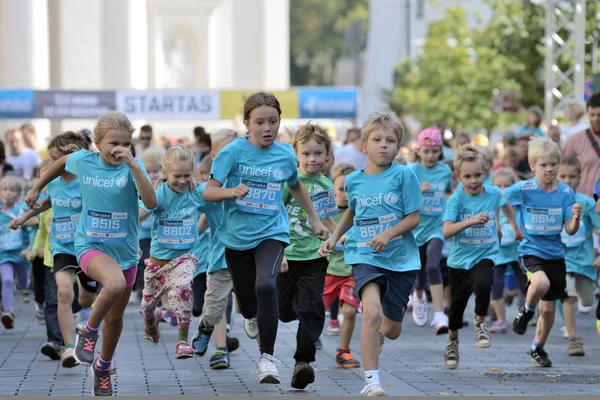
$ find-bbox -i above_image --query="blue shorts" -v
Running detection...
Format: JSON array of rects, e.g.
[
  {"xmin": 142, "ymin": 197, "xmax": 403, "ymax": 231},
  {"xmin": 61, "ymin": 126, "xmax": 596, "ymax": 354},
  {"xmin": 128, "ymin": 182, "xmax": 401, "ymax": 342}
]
[{"xmin": 352, "ymin": 264, "xmax": 416, "ymax": 322}]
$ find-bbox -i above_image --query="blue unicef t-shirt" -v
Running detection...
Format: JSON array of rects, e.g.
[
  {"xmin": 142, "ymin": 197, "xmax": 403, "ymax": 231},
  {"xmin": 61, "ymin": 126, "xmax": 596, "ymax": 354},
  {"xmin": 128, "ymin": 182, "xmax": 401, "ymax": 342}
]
[
  {"xmin": 65, "ymin": 149, "xmax": 150, "ymax": 270},
  {"xmin": 0, "ymin": 203, "xmax": 30, "ymax": 265},
  {"xmin": 408, "ymin": 162, "xmax": 452, "ymax": 246},
  {"xmin": 443, "ymin": 186, "xmax": 506, "ymax": 270},
  {"xmin": 344, "ymin": 163, "xmax": 422, "ymax": 272},
  {"xmin": 46, "ymin": 177, "xmax": 82, "ymax": 257},
  {"xmin": 504, "ymin": 178, "xmax": 575, "ymax": 260},
  {"xmin": 561, "ymin": 193, "xmax": 600, "ymax": 281},
  {"xmin": 210, "ymin": 137, "xmax": 299, "ymax": 250},
  {"xmin": 496, "ymin": 209, "xmax": 519, "ymax": 266},
  {"xmin": 517, "ymin": 125, "xmax": 545, "ymax": 137},
  {"xmin": 196, "ymin": 182, "xmax": 227, "ymax": 274},
  {"xmin": 25, "ymin": 190, "xmax": 45, "ymax": 247},
  {"xmin": 139, "ymin": 199, "xmax": 153, "ymax": 241},
  {"xmin": 149, "ymin": 182, "xmax": 205, "ymax": 261}
]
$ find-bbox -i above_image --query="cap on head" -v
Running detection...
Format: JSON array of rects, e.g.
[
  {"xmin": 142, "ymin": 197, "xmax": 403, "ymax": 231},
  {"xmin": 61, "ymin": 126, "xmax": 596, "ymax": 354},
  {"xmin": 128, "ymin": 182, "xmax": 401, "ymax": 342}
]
[{"xmin": 417, "ymin": 128, "xmax": 442, "ymax": 147}]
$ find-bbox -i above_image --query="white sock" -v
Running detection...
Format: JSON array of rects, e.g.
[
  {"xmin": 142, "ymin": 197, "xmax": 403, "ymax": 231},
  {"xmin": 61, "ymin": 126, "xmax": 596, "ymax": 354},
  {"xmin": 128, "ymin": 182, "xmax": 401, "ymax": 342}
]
[{"xmin": 364, "ymin": 370, "xmax": 380, "ymax": 385}]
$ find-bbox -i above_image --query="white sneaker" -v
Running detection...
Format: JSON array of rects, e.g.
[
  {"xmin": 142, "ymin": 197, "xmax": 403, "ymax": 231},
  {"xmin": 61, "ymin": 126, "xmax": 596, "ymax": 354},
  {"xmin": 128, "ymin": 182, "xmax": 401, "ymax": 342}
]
[
  {"xmin": 258, "ymin": 353, "xmax": 280, "ymax": 384},
  {"xmin": 360, "ymin": 383, "xmax": 389, "ymax": 396},
  {"xmin": 406, "ymin": 294, "xmax": 413, "ymax": 312},
  {"xmin": 411, "ymin": 292, "xmax": 428, "ymax": 327},
  {"xmin": 561, "ymin": 326, "xmax": 569, "ymax": 339},
  {"xmin": 244, "ymin": 317, "xmax": 259, "ymax": 339},
  {"xmin": 430, "ymin": 313, "xmax": 449, "ymax": 335}
]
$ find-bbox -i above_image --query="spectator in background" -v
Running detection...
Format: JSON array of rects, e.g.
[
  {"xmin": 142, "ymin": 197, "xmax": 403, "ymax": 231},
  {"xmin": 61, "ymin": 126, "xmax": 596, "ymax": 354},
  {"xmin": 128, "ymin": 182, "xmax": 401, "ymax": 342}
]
[
  {"xmin": 135, "ymin": 125, "xmax": 165, "ymax": 156},
  {"xmin": 454, "ymin": 132, "xmax": 470, "ymax": 149},
  {"xmin": 20, "ymin": 122, "xmax": 37, "ymax": 150},
  {"xmin": 563, "ymin": 93, "xmax": 600, "ymax": 197},
  {"xmin": 492, "ymin": 146, "xmax": 519, "ymax": 175},
  {"xmin": 4, "ymin": 128, "xmax": 40, "ymax": 179},
  {"xmin": 194, "ymin": 130, "xmax": 212, "ymax": 163},
  {"xmin": 547, "ymin": 124, "xmax": 562, "ymax": 148},
  {"xmin": 515, "ymin": 134, "xmax": 534, "ymax": 180},
  {"xmin": 563, "ymin": 101, "xmax": 588, "ymax": 139},
  {"xmin": 334, "ymin": 127, "xmax": 367, "ymax": 170},
  {"xmin": 434, "ymin": 122, "xmax": 454, "ymax": 160},
  {"xmin": 0, "ymin": 140, "xmax": 15, "ymax": 177},
  {"xmin": 517, "ymin": 106, "xmax": 545, "ymax": 137},
  {"xmin": 276, "ymin": 126, "xmax": 295, "ymax": 145}
]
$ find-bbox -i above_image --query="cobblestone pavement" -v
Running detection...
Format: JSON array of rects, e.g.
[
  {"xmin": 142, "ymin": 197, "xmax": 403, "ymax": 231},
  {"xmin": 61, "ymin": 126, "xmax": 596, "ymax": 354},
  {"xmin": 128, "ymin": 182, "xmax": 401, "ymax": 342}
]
[{"xmin": 1, "ymin": 295, "xmax": 600, "ymax": 396}]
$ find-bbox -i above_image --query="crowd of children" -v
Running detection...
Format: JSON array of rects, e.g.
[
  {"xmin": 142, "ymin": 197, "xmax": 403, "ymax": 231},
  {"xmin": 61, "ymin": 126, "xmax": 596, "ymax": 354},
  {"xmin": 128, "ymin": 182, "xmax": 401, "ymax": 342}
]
[{"xmin": 1, "ymin": 91, "xmax": 600, "ymax": 397}]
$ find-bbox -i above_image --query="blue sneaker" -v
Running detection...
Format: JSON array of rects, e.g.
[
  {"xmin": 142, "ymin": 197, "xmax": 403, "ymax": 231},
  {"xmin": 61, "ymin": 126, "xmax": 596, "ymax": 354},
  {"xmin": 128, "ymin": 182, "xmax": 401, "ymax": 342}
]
[
  {"xmin": 209, "ymin": 348, "xmax": 230, "ymax": 369},
  {"xmin": 191, "ymin": 322, "xmax": 214, "ymax": 356}
]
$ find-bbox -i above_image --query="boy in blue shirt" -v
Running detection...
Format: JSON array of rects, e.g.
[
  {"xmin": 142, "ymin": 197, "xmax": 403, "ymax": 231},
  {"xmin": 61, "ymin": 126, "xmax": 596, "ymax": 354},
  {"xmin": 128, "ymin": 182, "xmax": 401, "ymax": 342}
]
[
  {"xmin": 506, "ymin": 137, "xmax": 581, "ymax": 368},
  {"xmin": 591, "ymin": 176, "xmax": 600, "ymax": 336},
  {"xmin": 319, "ymin": 111, "xmax": 421, "ymax": 397},
  {"xmin": 442, "ymin": 145, "xmax": 522, "ymax": 370}
]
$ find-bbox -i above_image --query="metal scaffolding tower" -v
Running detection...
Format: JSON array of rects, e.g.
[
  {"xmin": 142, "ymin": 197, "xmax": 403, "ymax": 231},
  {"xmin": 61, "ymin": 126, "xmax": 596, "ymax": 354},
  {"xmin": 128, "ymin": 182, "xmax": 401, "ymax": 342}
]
[{"xmin": 543, "ymin": 0, "xmax": 586, "ymax": 126}]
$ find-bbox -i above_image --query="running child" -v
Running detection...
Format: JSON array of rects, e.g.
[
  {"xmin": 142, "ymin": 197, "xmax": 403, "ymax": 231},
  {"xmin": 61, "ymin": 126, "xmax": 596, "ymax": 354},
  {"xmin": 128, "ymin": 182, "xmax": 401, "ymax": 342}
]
[
  {"xmin": 204, "ymin": 93, "xmax": 328, "ymax": 384},
  {"xmin": 442, "ymin": 145, "xmax": 522, "ymax": 370},
  {"xmin": 489, "ymin": 168, "xmax": 528, "ymax": 334},
  {"xmin": 408, "ymin": 128, "xmax": 452, "ymax": 333},
  {"xmin": 12, "ymin": 131, "xmax": 99, "ymax": 368},
  {"xmin": 557, "ymin": 156, "xmax": 600, "ymax": 356},
  {"xmin": 319, "ymin": 111, "xmax": 421, "ymax": 397},
  {"xmin": 1, "ymin": 176, "xmax": 36, "ymax": 329},
  {"xmin": 321, "ymin": 163, "xmax": 361, "ymax": 369},
  {"xmin": 25, "ymin": 111, "xmax": 157, "ymax": 396},
  {"xmin": 278, "ymin": 123, "xmax": 338, "ymax": 389},
  {"xmin": 507, "ymin": 137, "xmax": 581, "ymax": 368}
]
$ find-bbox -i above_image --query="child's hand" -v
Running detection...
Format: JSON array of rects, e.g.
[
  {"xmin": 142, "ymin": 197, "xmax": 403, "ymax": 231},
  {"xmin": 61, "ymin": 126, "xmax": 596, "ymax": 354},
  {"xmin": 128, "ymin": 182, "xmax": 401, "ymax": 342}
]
[
  {"xmin": 469, "ymin": 212, "xmax": 489, "ymax": 226},
  {"xmin": 421, "ymin": 182, "xmax": 432, "ymax": 193},
  {"xmin": 339, "ymin": 234, "xmax": 347, "ymax": 245},
  {"xmin": 9, "ymin": 218, "xmax": 23, "ymax": 230},
  {"xmin": 312, "ymin": 221, "xmax": 329, "ymax": 241},
  {"xmin": 593, "ymin": 256, "xmax": 600, "ymax": 270},
  {"xmin": 231, "ymin": 184, "xmax": 250, "ymax": 199},
  {"xmin": 111, "ymin": 146, "xmax": 136, "ymax": 167},
  {"xmin": 318, "ymin": 238, "xmax": 336, "ymax": 257},
  {"xmin": 370, "ymin": 232, "xmax": 392, "ymax": 252},
  {"xmin": 280, "ymin": 256, "xmax": 289, "ymax": 273},
  {"xmin": 514, "ymin": 227, "xmax": 525, "ymax": 242},
  {"xmin": 572, "ymin": 203, "xmax": 583, "ymax": 220},
  {"xmin": 25, "ymin": 188, "xmax": 41, "ymax": 209}
]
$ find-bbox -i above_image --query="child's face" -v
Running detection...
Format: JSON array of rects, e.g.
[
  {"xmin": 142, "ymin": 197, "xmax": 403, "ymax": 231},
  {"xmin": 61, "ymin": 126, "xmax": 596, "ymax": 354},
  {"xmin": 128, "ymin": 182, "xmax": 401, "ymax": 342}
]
[
  {"xmin": 320, "ymin": 149, "xmax": 334, "ymax": 177},
  {"xmin": 244, "ymin": 106, "xmax": 280, "ymax": 149},
  {"xmin": 144, "ymin": 161, "xmax": 161, "ymax": 184},
  {"xmin": 503, "ymin": 153, "xmax": 519, "ymax": 169},
  {"xmin": 297, "ymin": 138, "xmax": 327, "ymax": 176},
  {"xmin": 557, "ymin": 164, "xmax": 580, "ymax": 191},
  {"xmin": 5, "ymin": 132, "xmax": 23, "ymax": 155},
  {"xmin": 333, "ymin": 176, "xmax": 348, "ymax": 208},
  {"xmin": 363, "ymin": 128, "xmax": 399, "ymax": 167},
  {"xmin": 97, "ymin": 129, "xmax": 133, "ymax": 166},
  {"xmin": 198, "ymin": 170, "xmax": 209, "ymax": 183},
  {"xmin": 530, "ymin": 155, "xmax": 559, "ymax": 186},
  {"xmin": 48, "ymin": 146, "xmax": 65, "ymax": 162},
  {"xmin": 0, "ymin": 183, "xmax": 20, "ymax": 206},
  {"xmin": 457, "ymin": 161, "xmax": 485, "ymax": 195},
  {"xmin": 164, "ymin": 161, "xmax": 193, "ymax": 194},
  {"xmin": 417, "ymin": 146, "xmax": 442, "ymax": 167},
  {"xmin": 517, "ymin": 140, "xmax": 529, "ymax": 160},
  {"xmin": 493, "ymin": 175, "xmax": 514, "ymax": 194}
]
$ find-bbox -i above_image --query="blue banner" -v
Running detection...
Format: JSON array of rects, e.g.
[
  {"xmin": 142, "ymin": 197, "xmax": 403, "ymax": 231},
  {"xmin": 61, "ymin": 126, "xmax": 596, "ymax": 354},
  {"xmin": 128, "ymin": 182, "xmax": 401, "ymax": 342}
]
[
  {"xmin": 0, "ymin": 90, "xmax": 35, "ymax": 119},
  {"xmin": 298, "ymin": 88, "xmax": 358, "ymax": 119}
]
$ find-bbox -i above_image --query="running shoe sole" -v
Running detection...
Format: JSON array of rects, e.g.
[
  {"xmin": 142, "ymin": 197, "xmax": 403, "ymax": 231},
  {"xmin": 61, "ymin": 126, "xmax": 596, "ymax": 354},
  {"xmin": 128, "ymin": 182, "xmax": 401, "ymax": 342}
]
[
  {"xmin": 41, "ymin": 344, "xmax": 61, "ymax": 360},
  {"xmin": 291, "ymin": 364, "xmax": 315, "ymax": 389},
  {"xmin": 1, "ymin": 314, "xmax": 14, "ymax": 329},
  {"xmin": 61, "ymin": 354, "xmax": 78, "ymax": 368}
]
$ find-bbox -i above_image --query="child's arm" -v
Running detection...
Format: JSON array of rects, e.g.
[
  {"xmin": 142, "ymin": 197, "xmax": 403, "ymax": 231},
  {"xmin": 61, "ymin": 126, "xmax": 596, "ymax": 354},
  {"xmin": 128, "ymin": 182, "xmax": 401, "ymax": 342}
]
[
  {"xmin": 500, "ymin": 203, "xmax": 524, "ymax": 241},
  {"xmin": 370, "ymin": 211, "xmax": 420, "ymax": 252},
  {"xmin": 421, "ymin": 182, "xmax": 431, "ymax": 193},
  {"xmin": 139, "ymin": 208, "xmax": 149, "ymax": 222},
  {"xmin": 203, "ymin": 179, "xmax": 250, "ymax": 202},
  {"xmin": 10, "ymin": 200, "xmax": 51, "ymax": 230},
  {"xmin": 318, "ymin": 209, "xmax": 355, "ymax": 256},
  {"xmin": 288, "ymin": 180, "xmax": 328, "ymax": 240},
  {"xmin": 565, "ymin": 203, "xmax": 583, "ymax": 235},
  {"xmin": 198, "ymin": 214, "xmax": 208, "ymax": 234},
  {"xmin": 443, "ymin": 212, "xmax": 488, "ymax": 239},
  {"xmin": 322, "ymin": 216, "xmax": 337, "ymax": 233},
  {"xmin": 25, "ymin": 156, "xmax": 67, "ymax": 208}
]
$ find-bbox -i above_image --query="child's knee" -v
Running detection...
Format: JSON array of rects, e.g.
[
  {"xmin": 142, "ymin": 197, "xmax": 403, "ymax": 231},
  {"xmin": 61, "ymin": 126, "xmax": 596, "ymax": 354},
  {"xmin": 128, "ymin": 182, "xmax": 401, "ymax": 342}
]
[
  {"xmin": 383, "ymin": 324, "xmax": 402, "ymax": 340},
  {"xmin": 362, "ymin": 304, "xmax": 383, "ymax": 327},
  {"xmin": 341, "ymin": 302, "xmax": 357, "ymax": 319}
]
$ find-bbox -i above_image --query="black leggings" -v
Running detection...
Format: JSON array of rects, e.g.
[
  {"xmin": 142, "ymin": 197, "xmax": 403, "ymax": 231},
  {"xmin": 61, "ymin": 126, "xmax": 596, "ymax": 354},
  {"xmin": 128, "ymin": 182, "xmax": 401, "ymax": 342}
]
[
  {"xmin": 448, "ymin": 259, "xmax": 494, "ymax": 331},
  {"xmin": 192, "ymin": 273, "xmax": 207, "ymax": 317},
  {"xmin": 415, "ymin": 239, "xmax": 444, "ymax": 290},
  {"xmin": 225, "ymin": 239, "xmax": 285, "ymax": 356},
  {"xmin": 491, "ymin": 262, "xmax": 527, "ymax": 300}
]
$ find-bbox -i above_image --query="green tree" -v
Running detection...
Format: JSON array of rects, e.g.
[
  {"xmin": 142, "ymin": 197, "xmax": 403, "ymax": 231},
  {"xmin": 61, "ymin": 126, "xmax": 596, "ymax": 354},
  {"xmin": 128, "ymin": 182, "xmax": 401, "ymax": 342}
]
[
  {"xmin": 386, "ymin": 7, "xmax": 523, "ymax": 133},
  {"xmin": 290, "ymin": 0, "xmax": 368, "ymax": 86}
]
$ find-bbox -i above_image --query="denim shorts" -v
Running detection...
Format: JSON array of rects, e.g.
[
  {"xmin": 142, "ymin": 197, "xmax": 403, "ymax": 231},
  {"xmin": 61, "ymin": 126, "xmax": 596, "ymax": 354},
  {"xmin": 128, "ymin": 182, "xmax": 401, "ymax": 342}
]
[{"xmin": 352, "ymin": 264, "xmax": 417, "ymax": 322}]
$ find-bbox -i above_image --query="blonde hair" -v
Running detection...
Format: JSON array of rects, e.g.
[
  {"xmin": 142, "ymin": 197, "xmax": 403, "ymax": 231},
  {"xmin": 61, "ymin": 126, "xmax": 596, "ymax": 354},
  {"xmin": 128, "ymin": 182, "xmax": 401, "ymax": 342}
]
[
  {"xmin": 93, "ymin": 111, "xmax": 135, "ymax": 145},
  {"xmin": 453, "ymin": 144, "xmax": 486, "ymax": 174},
  {"xmin": 199, "ymin": 156, "xmax": 213, "ymax": 176},
  {"xmin": 293, "ymin": 123, "xmax": 332, "ymax": 154},
  {"xmin": 155, "ymin": 146, "xmax": 195, "ymax": 188},
  {"xmin": 394, "ymin": 154, "xmax": 408, "ymax": 165},
  {"xmin": 211, "ymin": 129, "xmax": 238, "ymax": 151},
  {"xmin": 0, "ymin": 176, "xmax": 25, "ymax": 194},
  {"xmin": 139, "ymin": 148, "xmax": 164, "ymax": 170},
  {"xmin": 4, "ymin": 128, "xmax": 22, "ymax": 140},
  {"xmin": 361, "ymin": 111, "xmax": 404, "ymax": 143},
  {"xmin": 476, "ymin": 146, "xmax": 493, "ymax": 169},
  {"xmin": 566, "ymin": 101, "xmax": 585, "ymax": 120},
  {"xmin": 277, "ymin": 126, "xmax": 296, "ymax": 144},
  {"xmin": 492, "ymin": 167, "xmax": 518, "ymax": 186},
  {"xmin": 528, "ymin": 136, "xmax": 561, "ymax": 165},
  {"xmin": 332, "ymin": 163, "xmax": 356, "ymax": 184},
  {"xmin": 47, "ymin": 131, "xmax": 92, "ymax": 155}
]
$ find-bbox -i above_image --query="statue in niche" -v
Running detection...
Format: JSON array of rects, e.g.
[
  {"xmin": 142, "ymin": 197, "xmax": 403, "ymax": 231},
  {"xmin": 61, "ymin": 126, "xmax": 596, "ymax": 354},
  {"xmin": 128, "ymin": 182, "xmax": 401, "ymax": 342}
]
[{"xmin": 164, "ymin": 36, "xmax": 194, "ymax": 88}]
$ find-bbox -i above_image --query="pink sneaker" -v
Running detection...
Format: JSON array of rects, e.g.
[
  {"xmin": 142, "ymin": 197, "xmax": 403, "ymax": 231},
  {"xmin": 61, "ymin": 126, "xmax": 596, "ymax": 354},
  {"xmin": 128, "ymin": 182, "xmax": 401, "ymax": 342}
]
[{"xmin": 490, "ymin": 320, "xmax": 508, "ymax": 334}]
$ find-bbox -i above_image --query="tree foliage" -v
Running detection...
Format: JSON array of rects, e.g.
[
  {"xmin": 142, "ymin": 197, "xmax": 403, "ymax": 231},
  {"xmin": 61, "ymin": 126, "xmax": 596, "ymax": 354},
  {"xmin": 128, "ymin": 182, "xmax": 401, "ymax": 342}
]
[{"xmin": 289, "ymin": 0, "xmax": 368, "ymax": 86}]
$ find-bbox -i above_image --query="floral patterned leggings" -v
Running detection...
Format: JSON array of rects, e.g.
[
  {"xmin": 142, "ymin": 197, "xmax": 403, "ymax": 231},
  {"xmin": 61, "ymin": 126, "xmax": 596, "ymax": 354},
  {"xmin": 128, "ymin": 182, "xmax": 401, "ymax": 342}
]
[{"xmin": 140, "ymin": 253, "xmax": 198, "ymax": 327}]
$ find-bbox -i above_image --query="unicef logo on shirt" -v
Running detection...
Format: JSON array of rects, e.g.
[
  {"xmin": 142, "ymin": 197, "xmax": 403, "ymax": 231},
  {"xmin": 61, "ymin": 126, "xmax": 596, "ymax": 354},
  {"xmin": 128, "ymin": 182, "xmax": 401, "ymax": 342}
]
[
  {"xmin": 272, "ymin": 168, "xmax": 283, "ymax": 180},
  {"xmin": 116, "ymin": 177, "xmax": 128, "ymax": 188},
  {"xmin": 384, "ymin": 192, "xmax": 398, "ymax": 205},
  {"xmin": 71, "ymin": 198, "xmax": 82, "ymax": 209}
]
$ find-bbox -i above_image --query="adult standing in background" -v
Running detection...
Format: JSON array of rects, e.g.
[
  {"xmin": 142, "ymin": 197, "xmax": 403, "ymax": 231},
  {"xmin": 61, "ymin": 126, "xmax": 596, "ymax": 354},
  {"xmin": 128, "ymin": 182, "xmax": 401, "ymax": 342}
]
[
  {"xmin": 563, "ymin": 93, "xmax": 600, "ymax": 197},
  {"xmin": 563, "ymin": 101, "xmax": 588, "ymax": 139},
  {"xmin": 334, "ymin": 127, "xmax": 367, "ymax": 170},
  {"xmin": 516, "ymin": 106, "xmax": 545, "ymax": 137},
  {"xmin": 20, "ymin": 122, "xmax": 37, "ymax": 151},
  {"xmin": 135, "ymin": 125, "xmax": 165, "ymax": 156},
  {"xmin": 4, "ymin": 128, "xmax": 40, "ymax": 180}
]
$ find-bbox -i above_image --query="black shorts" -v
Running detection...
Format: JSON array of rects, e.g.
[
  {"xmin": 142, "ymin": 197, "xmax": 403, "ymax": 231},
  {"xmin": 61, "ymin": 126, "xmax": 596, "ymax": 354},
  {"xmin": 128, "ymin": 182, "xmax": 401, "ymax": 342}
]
[
  {"xmin": 521, "ymin": 255, "xmax": 567, "ymax": 301},
  {"xmin": 53, "ymin": 254, "xmax": 98, "ymax": 294}
]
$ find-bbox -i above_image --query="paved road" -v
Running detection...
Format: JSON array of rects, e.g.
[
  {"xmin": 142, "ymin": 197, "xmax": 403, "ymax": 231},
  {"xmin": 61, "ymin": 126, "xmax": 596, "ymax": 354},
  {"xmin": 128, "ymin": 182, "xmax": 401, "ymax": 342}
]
[{"xmin": 1, "ymin": 295, "xmax": 600, "ymax": 396}]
